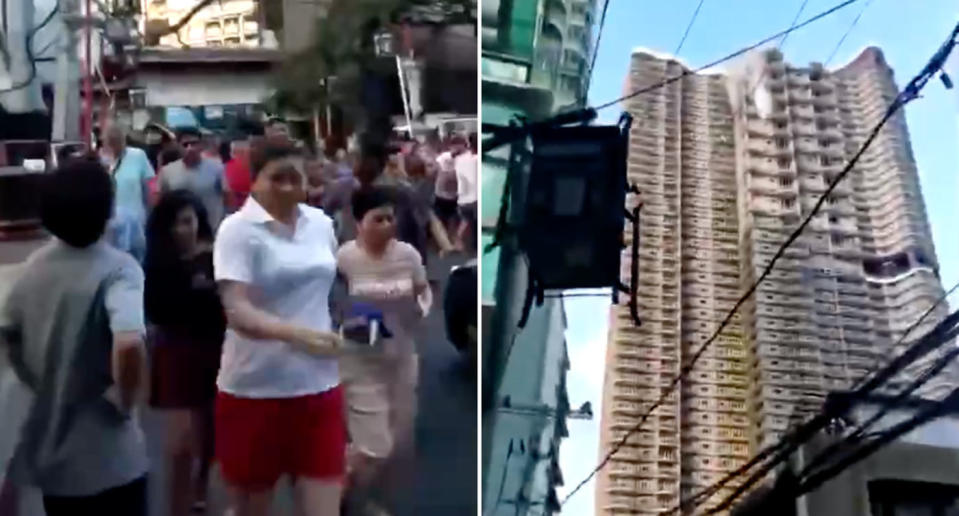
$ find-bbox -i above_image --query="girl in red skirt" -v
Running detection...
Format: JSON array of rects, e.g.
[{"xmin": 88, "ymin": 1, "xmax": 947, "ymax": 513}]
[{"xmin": 145, "ymin": 190, "xmax": 225, "ymax": 515}]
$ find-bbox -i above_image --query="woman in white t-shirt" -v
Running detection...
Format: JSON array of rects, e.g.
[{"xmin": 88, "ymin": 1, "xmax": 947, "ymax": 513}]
[{"xmin": 212, "ymin": 142, "xmax": 345, "ymax": 515}]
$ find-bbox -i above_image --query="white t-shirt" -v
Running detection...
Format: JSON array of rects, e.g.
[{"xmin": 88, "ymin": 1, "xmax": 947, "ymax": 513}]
[
  {"xmin": 213, "ymin": 197, "xmax": 339, "ymax": 398},
  {"xmin": 434, "ymin": 151, "xmax": 458, "ymax": 200},
  {"xmin": 455, "ymin": 152, "xmax": 478, "ymax": 205}
]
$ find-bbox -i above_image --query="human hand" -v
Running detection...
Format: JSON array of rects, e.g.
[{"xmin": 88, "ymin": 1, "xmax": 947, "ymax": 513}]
[{"xmin": 288, "ymin": 327, "xmax": 343, "ymax": 356}]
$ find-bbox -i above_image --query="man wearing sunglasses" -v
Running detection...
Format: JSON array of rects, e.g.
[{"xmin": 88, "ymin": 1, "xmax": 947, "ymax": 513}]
[{"xmin": 159, "ymin": 128, "xmax": 232, "ymax": 230}]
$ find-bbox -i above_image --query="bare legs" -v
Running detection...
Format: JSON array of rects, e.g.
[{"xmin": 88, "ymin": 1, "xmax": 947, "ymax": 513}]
[
  {"xmin": 292, "ymin": 477, "xmax": 343, "ymax": 516},
  {"xmin": 163, "ymin": 405, "xmax": 214, "ymax": 516},
  {"xmin": 226, "ymin": 478, "xmax": 342, "ymax": 516}
]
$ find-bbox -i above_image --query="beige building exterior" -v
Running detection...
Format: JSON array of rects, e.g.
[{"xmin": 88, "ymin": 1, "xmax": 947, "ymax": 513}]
[
  {"xmin": 144, "ymin": 0, "xmax": 260, "ymax": 48},
  {"xmin": 597, "ymin": 47, "xmax": 950, "ymax": 515}
]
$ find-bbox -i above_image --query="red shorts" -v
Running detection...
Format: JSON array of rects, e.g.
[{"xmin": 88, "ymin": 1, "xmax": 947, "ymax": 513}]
[{"xmin": 214, "ymin": 387, "xmax": 347, "ymax": 490}]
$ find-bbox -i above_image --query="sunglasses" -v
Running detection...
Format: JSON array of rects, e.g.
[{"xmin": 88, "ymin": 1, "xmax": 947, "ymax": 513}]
[{"xmin": 182, "ymin": 140, "xmax": 201, "ymax": 148}]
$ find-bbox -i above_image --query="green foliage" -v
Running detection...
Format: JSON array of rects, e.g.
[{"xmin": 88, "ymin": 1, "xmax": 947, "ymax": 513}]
[{"xmin": 268, "ymin": 0, "xmax": 474, "ymax": 116}]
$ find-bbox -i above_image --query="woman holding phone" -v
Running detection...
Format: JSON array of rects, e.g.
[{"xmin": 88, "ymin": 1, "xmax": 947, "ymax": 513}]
[{"xmin": 213, "ymin": 141, "xmax": 346, "ymax": 516}]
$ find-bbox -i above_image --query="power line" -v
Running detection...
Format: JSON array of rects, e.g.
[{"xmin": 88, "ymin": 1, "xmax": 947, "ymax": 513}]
[
  {"xmin": 799, "ymin": 345, "xmax": 959, "ymax": 482},
  {"xmin": 779, "ymin": 0, "xmax": 811, "ymax": 49},
  {"xmin": 583, "ymin": 0, "xmax": 611, "ymax": 98},
  {"xmin": 745, "ymin": 0, "xmax": 810, "ymax": 100},
  {"xmin": 792, "ymin": 387, "xmax": 959, "ymax": 500},
  {"xmin": 483, "ymin": 0, "xmax": 861, "ymax": 154},
  {"xmin": 673, "ymin": 0, "xmax": 705, "ymax": 55},
  {"xmin": 0, "ymin": 1, "xmax": 61, "ymax": 95},
  {"xmin": 670, "ymin": 279, "xmax": 959, "ymax": 514},
  {"xmin": 561, "ymin": 14, "xmax": 958, "ymax": 508},
  {"xmin": 703, "ymin": 309, "xmax": 959, "ymax": 515},
  {"xmin": 592, "ymin": 0, "xmax": 862, "ymax": 111},
  {"xmin": 825, "ymin": 0, "xmax": 874, "ymax": 66}
]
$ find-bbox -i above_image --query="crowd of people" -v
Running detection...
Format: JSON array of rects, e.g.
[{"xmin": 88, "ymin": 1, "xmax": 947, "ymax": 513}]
[{"xmin": 0, "ymin": 117, "xmax": 478, "ymax": 516}]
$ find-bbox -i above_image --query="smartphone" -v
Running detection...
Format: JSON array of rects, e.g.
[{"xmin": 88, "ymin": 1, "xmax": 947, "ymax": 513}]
[{"xmin": 339, "ymin": 302, "xmax": 392, "ymax": 349}]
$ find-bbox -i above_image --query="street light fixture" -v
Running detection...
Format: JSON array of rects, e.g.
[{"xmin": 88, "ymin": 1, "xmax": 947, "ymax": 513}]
[
  {"xmin": 373, "ymin": 28, "xmax": 395, "ymax": 58},
  {"xmin": 372, "ymin": 27, "xmax": 413, "ymax": 138}
]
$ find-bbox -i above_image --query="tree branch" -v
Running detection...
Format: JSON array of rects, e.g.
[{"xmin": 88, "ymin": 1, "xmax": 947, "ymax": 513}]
[{"xmin": 161, "ymin": 0, "xmax": 217, "ymax": 36}]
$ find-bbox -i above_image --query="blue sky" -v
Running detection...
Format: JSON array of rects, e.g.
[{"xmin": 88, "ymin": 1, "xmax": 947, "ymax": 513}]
[{"xmin": 559, "ymin": 1, "xmax": 959, "ymax": 514}]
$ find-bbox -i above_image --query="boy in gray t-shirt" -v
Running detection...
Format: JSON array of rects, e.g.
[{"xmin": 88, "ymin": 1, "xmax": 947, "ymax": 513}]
[{"xmin": 0, "ymin": 160, "xmax": 149, "ymax": 515}]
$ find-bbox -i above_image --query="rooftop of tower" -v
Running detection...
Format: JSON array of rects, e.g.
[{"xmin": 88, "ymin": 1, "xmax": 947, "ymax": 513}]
[{"xmin": 627, "ymin": 45, "xmax": 889, "ymax": 77}]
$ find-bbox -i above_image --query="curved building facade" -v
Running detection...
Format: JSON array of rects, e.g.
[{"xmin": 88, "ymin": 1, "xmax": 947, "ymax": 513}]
[{"xmin": 597, "ymin": 47, "xmax": 951, "ymax": 515}]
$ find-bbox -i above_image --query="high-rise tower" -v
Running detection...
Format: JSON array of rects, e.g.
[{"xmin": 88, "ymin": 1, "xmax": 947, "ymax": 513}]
[{"xmin": 597, "ymin": 47, "xmax": 950, "ymax": 515}]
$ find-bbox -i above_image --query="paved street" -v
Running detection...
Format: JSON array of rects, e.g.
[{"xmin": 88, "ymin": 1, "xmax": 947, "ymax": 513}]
[{"xmin": 1, "ymin": 240, "xmax": 477, "ymax": 515}]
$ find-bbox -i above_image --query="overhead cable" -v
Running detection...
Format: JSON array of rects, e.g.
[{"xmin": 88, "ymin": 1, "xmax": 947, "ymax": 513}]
[
  {"xmin": 671, "ymin": 279, "xmax": 959, "ymax": 514},
  {"xmin": 673, "ymin": 0, "xmax": 705, "ymax": 55},
  {"xmin": 703, "ymin": 309, "xmax": 959, "ymax": 515},
  {"xmin": 484, "ymin": 0, "xmax": 862, "ymax": 153},
  {"xmin": 583, "ymin": 0, "xmax": 611, "ymax": 97},
  {"xmin": 0, "ymin": 1, "xmax": 60, "ymax": 95},
  {"xmin": 825, "ymin": 0, "xmax": 875, "ymax": 66}
]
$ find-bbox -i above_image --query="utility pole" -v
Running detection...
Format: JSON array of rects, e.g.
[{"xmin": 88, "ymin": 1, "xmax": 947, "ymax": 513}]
[
  {"xmin": 52, "ymin": 0, "xmax": 81, "ymax": 142},
  {"xmin": 82, "ymin": 0, "xmax": 93, "ymax": 146}
]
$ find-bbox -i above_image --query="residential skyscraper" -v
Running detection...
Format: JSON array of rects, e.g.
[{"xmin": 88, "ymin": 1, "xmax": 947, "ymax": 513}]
[{"xmin": 597, "ymin": 47, "xmax": 951, "ymax": 515}]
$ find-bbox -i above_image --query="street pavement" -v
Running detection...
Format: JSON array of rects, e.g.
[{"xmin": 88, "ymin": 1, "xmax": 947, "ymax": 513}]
[{"xmin": 1, "ymin": 240, "xmax": 477, "ymax": 516}]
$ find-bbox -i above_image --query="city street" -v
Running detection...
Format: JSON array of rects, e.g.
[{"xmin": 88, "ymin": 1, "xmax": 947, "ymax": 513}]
[{"xmin": 1, "ymin": 240, "xmax": 477, "ymax": 516}]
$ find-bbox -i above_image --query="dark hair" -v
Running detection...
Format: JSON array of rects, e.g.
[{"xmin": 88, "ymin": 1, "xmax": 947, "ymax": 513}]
[
  {"xmin": 351, "ymin": 186, "xmax": 395, "ymax": 222},
  {"xmin": 218, "ymin": 140, "xmax": 231, "ymax": 163},
  {"xmin": 354, "ymin": 143, "xmax": 387, "ymax": 186},
  {"xmin": 176, "ymin": 127, "xmax": 202, "ymax": 141},
  {"xmin": 145, "ymin": 190, "xmax": 213, "ymax": 268},
  {"xmin": 250, "ymin": 141, "xmax": 299, "ymax": 179},
  {"xmin": 40, "ymin": 158, "xmax": 114, "ymax": 248}
]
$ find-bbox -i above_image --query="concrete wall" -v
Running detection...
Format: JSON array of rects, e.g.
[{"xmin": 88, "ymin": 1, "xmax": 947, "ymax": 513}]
[
  {"xmin": 803, "ymin": 440, "xmax": 959, "ymax": 516},
  {"xmin": 137, "ymin": 69, "xmax": 272, "ymax": 106}
]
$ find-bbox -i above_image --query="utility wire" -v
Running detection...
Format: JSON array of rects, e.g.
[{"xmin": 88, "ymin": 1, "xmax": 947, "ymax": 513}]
[
  {"xmin": 779, "ymin": 0, "xmax": 810, "ymax": 49},
  {"xmin": 825, "ymin": 0, "xmax": 874, "ymax": 66},
  {"xmin": 673, "ymin": 0, "xmax": 705, "ymax": 55},
  {"xmin": 484, "ymin": 0, "xmax": 861, "ymax": 153},
  {"xmin": 793, "ymin": 386, "xmax": 959, "ymax": 499},
  {"xmin": 583, "ymin": 0, "xmax": 611, "ymax": 98},
  {"xmin": 799, "ymin": 344, "xmax": 959, "ymax": 481},
  {"xmin": 670, "ymin": 279, "xmax": 959, "ymax": 514},
  {"xmin": 561, "ymin": 14, "xmax": 958, "ymax": 508},
  {"xmin": 697, "ymin": 21, "xmax": 959, "ymax": 510},
  {"xmin": 162, "ymin": 0, "xmax": 217, "ymax": 37},
  {"xmin": 0, "ymin": 1, "xmax": 61, "ymax": 94},
  {"xmin": 592, "ymin": 0, "xmax": 861, "ymax": 111},
  {"xmin": 745, "ymin": 0, "xmax": 809, "ymax": 101},
  {"xmin": 704, "ymin": 309, "xmax": 959, "ymax": 515},
  {"xmin": 850, "ymin": 279, "xmax": 959, "ymax": 391}
]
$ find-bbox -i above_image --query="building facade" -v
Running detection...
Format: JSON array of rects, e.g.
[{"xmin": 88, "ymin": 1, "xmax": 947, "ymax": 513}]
[
  {"xmin": 482, "ymin": 1, "xmax": 595, "ymax": 515},
  {"xmin": 597, "ymin": 47, "xmax": 950, "ymax": 515},
  {"xmin": 145, "ymin": 0, "xmax": 260, "ymax": 48}
]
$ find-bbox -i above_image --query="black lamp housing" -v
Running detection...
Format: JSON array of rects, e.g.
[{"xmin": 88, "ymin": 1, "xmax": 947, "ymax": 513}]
[{"xmin": 517, "ymin": 119, "xmax": 631, "ymax": 291}]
